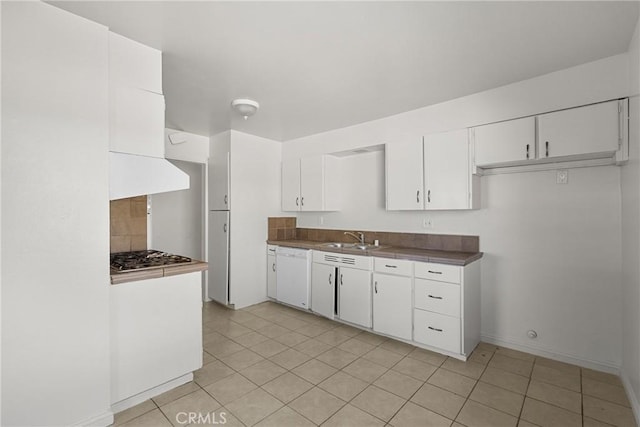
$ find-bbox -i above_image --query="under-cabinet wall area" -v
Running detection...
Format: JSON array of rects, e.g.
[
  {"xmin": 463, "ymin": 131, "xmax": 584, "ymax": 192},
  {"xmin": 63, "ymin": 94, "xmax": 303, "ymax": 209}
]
[{"xmin": 281, "ymin": 53, "xmax": 632, "ymax": 372}]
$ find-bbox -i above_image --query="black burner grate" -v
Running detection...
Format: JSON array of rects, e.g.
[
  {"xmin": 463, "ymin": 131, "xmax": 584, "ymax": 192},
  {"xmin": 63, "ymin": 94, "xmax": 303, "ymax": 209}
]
[{"xmin": 110, "ymin": 249, "xmax": 192, "ymax": 271}]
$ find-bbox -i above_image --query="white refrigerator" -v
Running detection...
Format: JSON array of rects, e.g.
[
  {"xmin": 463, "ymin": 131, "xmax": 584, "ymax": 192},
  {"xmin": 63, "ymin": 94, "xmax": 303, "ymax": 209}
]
[{"xmin": 208, "ymin": 210, "xmax": 229, "ymax": 305}]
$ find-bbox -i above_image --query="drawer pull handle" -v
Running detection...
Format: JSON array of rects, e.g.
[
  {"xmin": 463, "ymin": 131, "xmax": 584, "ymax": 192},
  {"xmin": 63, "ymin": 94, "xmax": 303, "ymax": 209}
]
[
  {"xmin": 296, "ymin": 197, "xmax": 299, "ymax": 206},
  {"xmin": 272, "ymin": 263, "xmax": 276, "ymax": 272},
  {"xmin": 328, "ymin": 273, "xmax": 332, "ymax": 284},
  {"xmin": 428, "ymin": 270, "xmax": 442, "ymax": 274},
  {"xmin": 374, "ymin": 281, "xmax": 378, "ymax": 294},
  {"xmin": 428, "ymin": 294, "xmax": 443, "ymax": 300},
  {"xmin": 428, "ymin": 326, "xmax": 443, "ymax": 332},
  {"xmin": 340, "ymin": 274, "xmax": 343, "ymax": 286},
  {"xmin": 385, "ymin": 264, "xmax": 397, "ymax": 268}
]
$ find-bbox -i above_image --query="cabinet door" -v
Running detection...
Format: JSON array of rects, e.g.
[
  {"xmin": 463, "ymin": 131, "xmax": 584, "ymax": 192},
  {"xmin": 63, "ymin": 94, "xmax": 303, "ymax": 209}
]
[
  {"xmin": 300, "ymin": 156, "xmax": 324, "ymax": 211},
  {"xmin": 373, "ymin": 273, "xmax": 412, "ymax": 340},
  {"xmin": 209, "ymin": 151, "xmax": 230, "ymax": 210},
  {"xmin": 282, "ymin": 159, "xmax": 301, "ymax": 211},
  {"xmin": 110, "ymin": 87, "xmax": 165, "ymax": 158},
  {"xmin": 267, "ymin": 254, "xmax": 277, "ymax": 299},
  {"xmin": 386, "ymin": 140, "xmax": 424, "ymax": 210},
  {"xmin": 338, "ymin": 267, "xmax": 372, "ymax": 328},
  {"xmin": 311, "ymin": 263, "xmax": 335, "ymax": 319},
  {"xmin": 474, "ymin": 116, "xmax": 536, "ymax": 167},
  {"xmin": 208, "ymin": 211, "xmax": 229, "ymax": 305},
  {"xmin": 538, "ymin": 100, "xmax": 621, "ymax": 159},
  {"xmin": 424, "ymin": 129, "xmax": 470, "ymax": 210}
]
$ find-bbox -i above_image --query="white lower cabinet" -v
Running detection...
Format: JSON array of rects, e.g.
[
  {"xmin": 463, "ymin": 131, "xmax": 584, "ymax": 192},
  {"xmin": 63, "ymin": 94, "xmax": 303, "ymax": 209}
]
[
  {"xmin": 414, "ymin": 279, "xmax": 460, "ymax": 317},
  {"xmin": 413, "ymin": 310, "xmax": 461, "ymax": 354},
  {"xmin": 311, "ymin": 262, "xmax": 335, "ymax": 319},
  {"xmin": 372, "ymin": 257, "xmax": 413, "ymax": 340},
  {"xmin": 338, "ymin": 267, "xmax": 372, "ymax": 328},
  {"xmin": 267, "ymin": 246, "xmax": 277, "ymax": 299},
  {"xmin": 373, "ymin": 272, "xmax": 413, "ymax": 340},
  {"xmin": 282, "ymin": 247, "xmax": 482, "ymax": 360},
  {"xmin": 413, "ymin": 260, "xmax": 481, "ymax": 358},
  {"xmin": 111, "ymin": 272, "xmax": 202, "ymax": 405},
  {"xmin": 311, "ymin": 251, "xmax": 372, "ymax": 325}
]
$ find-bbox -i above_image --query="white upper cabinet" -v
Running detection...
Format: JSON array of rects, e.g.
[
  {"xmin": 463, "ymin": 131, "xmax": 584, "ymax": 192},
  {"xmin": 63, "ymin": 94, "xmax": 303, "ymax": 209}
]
[
  {"xmin": 282, "ymin": 159, "xmax": 301, "ymax": 211},
  {"xmin": 386, "ymin": 133, "xmax": 477, "ymax": 211},
  {"xmin": 537, "ymin": 100, "xmax": 622, "ymax": 159},
  {"xmin": 108, "ymin": 32, "xmax": 165, "ymax": 158},
  {"xmin": 424, "ymin": 129, "xmax": 476, "ymax": 210},
  {"xmin": 300, "ymin": 156, "xmax": 324, "ymax": 211},
  {"xmin": 110, "ymin": 87, "xmax": 165, "ymax": 158},
  {"xmin": 209, "ymin": 132, "xmax": 231, "ymax": 211},
  {"xmin": 473, "ymin": 99, "xmax": 628, "ymax": 170},
  {"xmin": 385, "ymin": 140, "xmax": 424, "ymax": 210},
  {"xmin": 473, "ymin": 116, "xmax": 536, "ymax": 167},
  {"xmin": 281, "ymin": 155, "xmax": 341, "ymax": 212},
  {"xmin": 108, "ymin": 32, "xmax": 162, "ymax": 94}
]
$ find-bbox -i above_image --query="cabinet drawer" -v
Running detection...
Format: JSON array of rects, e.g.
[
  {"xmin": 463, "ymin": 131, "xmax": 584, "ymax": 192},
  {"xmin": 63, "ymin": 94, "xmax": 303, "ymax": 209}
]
[
  {"xmin": 414, "ymin": 279, "xmax": 460, "ymax": 317},
  {"xmin": 374, "ymin": 257, "xmax": 413, "ymax": 276},
  {"xmin": 414, "ymin": 309, "xmax": 460, "ymax": 354},
  {"xmin": 414, "ymin": 262, "xmax": 460, "ymax": 284}
]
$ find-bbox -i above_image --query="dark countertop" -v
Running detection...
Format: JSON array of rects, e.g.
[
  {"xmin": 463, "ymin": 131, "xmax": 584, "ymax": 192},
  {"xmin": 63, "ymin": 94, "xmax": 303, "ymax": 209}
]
[
  {"xmin": 110, "ymin": 260, "xmax": 208, "ymax": 285},
  {"xmin": 267, "ymin": 240, "xmax": 482, "ymax": 266}
]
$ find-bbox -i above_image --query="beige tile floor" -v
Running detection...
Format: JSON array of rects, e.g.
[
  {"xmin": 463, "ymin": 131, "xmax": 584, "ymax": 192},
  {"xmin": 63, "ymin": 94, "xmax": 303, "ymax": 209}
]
[{"xmin": 114, "ymin": 301, "xmax": 637, "ymax": 427}]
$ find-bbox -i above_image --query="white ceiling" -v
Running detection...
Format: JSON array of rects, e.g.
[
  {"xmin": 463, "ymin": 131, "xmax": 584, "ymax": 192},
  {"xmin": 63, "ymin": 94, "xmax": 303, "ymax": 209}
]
[{"xmin": 50, "ymin": 1, "xmax": 639, "ymax": 142}]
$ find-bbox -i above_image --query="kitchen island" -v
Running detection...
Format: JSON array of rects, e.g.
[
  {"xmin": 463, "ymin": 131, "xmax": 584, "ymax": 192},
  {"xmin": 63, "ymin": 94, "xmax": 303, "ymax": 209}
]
[{"xmin": 110, "ymin": 254, "xmax": 208, "ymax": 412}]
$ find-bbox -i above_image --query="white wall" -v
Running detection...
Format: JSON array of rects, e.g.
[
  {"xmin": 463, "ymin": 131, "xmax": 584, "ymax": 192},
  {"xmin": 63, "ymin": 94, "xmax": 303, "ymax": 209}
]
[
  {"xmin": 621, "ymin": 16, "xmax": 640, "ymax": 420},
  {"xmin": 2, "ymin": 2, "xmax": 112, "ymax": 426},
  {"xmin": 150, "ymin": 160, "xmax": 205, "ymax": 260},
  {"xmin": 229, "ymin": 131, "xmax": 282, "ymax": 309},
  {"xmin": 283, "ymin": 54, "xmax": 630, "ymax": 370}
]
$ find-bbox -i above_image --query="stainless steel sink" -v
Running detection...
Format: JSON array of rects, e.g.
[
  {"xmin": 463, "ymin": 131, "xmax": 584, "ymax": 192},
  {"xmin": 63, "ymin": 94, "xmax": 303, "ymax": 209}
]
[
  {"xmin": 321, "ymin": 242, "xmax": 383, "ymax": 251},
  {"xmin": 321, "ymin": 242, "xmax": 354, "ymax": 248},
  {"xmin": 351, "ymin": 244, "xmax": 382, "ymax": 251}
]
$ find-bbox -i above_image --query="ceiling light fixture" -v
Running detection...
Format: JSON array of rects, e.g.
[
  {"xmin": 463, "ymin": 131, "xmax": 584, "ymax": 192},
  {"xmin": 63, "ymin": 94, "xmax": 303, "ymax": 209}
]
[{"xmin": 231, "ymin": 98, "xmax": 259, "ymax": 120}]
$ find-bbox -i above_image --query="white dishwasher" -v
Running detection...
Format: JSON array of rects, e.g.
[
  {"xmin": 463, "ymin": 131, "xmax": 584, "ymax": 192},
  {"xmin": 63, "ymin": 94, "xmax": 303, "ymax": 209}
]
[{"xmin": 276, "ymin": 247, "xmax": 311, "ymax": 310}]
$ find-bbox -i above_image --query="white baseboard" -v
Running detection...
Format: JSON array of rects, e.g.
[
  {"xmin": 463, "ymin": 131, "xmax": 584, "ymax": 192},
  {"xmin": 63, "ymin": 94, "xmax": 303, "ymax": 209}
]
[
  {"xmin": 480, "ymin": 333, "xmax": 620, "ymax": 374},
  {"xmin": 621, "ymin": 372, "xmax": 640, "ymax": 426},
  {"xmin": 72, "ymin": 410, "xmax": 114, "ymax": 427},
  {"xmin": 111, "ymin": 373, "xmax": 193, "ymax": 414}
]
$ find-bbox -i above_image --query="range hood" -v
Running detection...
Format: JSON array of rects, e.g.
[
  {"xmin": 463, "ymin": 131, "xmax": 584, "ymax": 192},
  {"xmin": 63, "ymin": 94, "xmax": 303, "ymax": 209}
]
[{"xmin": 109, "ymin": 152, "xmax": 190, "ymax": 200}]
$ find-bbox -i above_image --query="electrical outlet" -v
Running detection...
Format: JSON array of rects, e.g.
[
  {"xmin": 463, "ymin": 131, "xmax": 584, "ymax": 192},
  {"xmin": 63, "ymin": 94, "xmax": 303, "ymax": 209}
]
[
  {"xmin": 423, "ymin": 217, "xmax": 434, "ymax": 229},
  {"xmin": 319, "ymin": 216, "xmax": 324, "ymax": 225},
  {"xmin": 556, "ymin": 170, "xmax": 568, "ymax": 184}
]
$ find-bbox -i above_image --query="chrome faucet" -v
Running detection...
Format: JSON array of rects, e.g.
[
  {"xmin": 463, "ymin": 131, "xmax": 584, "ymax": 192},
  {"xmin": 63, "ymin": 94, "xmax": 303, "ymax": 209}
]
[{"xmin": 344, "ymin": 231, "xmax": 365, "ymax": 245}]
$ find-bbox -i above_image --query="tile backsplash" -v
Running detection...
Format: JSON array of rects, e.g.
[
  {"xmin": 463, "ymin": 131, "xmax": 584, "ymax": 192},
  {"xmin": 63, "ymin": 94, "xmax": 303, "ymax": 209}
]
[
  {"xmin": 110, "ymin": 196, "xmax": 147, "ymax": 253},
  {"xmin": 268, "ymin": 217, "xmax": 297, "ymax": 241}
]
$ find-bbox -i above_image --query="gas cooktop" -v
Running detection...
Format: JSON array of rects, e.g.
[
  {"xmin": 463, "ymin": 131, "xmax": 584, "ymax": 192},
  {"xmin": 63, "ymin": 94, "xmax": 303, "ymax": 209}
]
[{"xmin": 110, "ymin": 249, "xmax": 193, "ymax": 272}]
